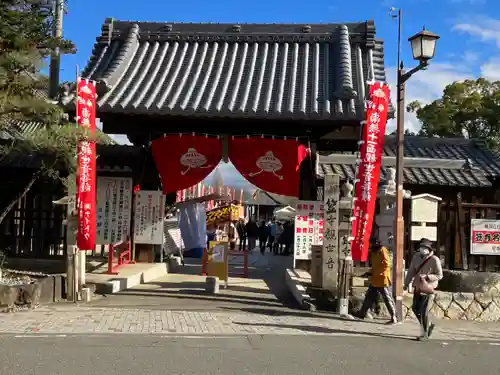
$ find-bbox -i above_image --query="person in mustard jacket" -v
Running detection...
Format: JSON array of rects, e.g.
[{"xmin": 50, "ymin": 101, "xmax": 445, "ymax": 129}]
[{"xmin": 353, "ymin": 237, "xmax": 399, "ymax": 324}]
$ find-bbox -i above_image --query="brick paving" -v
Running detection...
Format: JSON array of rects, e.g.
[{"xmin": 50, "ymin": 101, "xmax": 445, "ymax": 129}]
[{"xmin": 1, "ymin": 305, "xmax": 500, "ymax": 341}]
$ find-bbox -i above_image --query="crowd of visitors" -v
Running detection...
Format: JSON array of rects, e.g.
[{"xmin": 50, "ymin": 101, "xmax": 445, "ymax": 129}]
[{"xmin": 235, "ymin": 217, "xmax": 293, "ymax": 255}]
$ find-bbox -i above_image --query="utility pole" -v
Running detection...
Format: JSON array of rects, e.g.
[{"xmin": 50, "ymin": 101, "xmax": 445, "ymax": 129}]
[{"xmin": 49, "ymin": 0, "xmax": 64, "ymax": 99}]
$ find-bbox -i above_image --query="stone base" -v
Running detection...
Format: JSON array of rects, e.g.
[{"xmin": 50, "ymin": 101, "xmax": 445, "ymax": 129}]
[
  {"xmin": 0, "ymin": 273, "xmax": 63, "ymax": 312},
  {"xmin": 351, "ymin": 290, "xmax": 500, "ymax": 322},
  {"xmin": 0, "ymin": 282, "xmax": 42, "ymax": 312}
]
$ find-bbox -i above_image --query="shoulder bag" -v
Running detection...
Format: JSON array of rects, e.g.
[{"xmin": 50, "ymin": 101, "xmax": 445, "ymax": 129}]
[{"xmin": 413, "ymin": 255, "xmax": 435, "ymax": 294}]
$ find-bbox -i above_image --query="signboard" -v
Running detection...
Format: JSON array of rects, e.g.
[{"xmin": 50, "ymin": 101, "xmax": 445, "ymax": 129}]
[
  {"xmin": 207, "ymin": 241, "xmax": 229, "ymax": 284},
  {"xmin": 206, "ymin": 204, "xmax": 243, "ymax": 227},
  {"xmin": 470, "ymin": 219, "xmax": 500, "ymax": 255},
  {"xmin": 293, "ymin": 200, "xmax": 324, "ymax": 261},
  {"xmin": 133, "ymin": 190, "xmax": 166, "ymax": 245},
  {"xmin": 96, "ymin": 177, "xmax": 133, "ymax": 245}
]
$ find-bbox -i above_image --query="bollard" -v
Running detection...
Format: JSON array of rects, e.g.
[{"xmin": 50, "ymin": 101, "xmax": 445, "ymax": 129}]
[
  {"xmin": 81, "ymin": 287, "xmax": 92, "ymax": 303},
  {"xmin": 205, "ymin": 276, "xmax": 220, "ymax": 294}
]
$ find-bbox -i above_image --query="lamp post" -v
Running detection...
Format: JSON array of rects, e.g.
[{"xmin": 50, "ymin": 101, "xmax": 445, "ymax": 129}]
[{"xmin": 390, "ymin": 8, "xmax": 440, "ymax": 319}]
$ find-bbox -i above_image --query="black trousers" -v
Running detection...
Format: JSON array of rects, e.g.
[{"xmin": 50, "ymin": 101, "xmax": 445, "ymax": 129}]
[
  {"xmin": 359, "ymin": 285, "xmax": 397, "ymax": 319},
  {"xmin": 412, "ymin": 293, "xmax": 433, "ymax": 332},
  {"xmin": 267, "ymin": 235, "xmax": 275, "ymax": 248},
  {"xmin": 238, "ymin": 236, "xmax": 247, "ymax": 251},
  {"xmin": 259, "ymin": 236, "xmax": 268, "ymax": 252}
]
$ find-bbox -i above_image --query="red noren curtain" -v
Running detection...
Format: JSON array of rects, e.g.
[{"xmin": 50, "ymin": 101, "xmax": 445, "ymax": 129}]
[
  {"xmin": 228, "ymin": 137, "xmax": 308, "ymax": 197},
  {"xmin": 152, "ymin": 135, "xmax": 223, "ymax": 194}
]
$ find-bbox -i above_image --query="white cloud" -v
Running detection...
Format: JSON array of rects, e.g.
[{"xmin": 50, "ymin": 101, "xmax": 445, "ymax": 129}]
[
  {"xmin": 480, "ymin": 58, "xmax": 500, "ymax": 80},
  {"xmin": 454, "ymin": 16, "xmax": 500, "ymax": 47}
]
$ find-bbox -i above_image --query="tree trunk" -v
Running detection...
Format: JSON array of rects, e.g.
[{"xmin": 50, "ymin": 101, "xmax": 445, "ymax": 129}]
[{"xmin": 0, "ymin": 174, "xmax": 39, "ymax": 225}]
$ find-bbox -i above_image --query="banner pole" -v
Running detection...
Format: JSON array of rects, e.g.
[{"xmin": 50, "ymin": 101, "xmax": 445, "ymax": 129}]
[{"xmin": 73, "ymin": 65, "xmax": 80, "ymax": 302}]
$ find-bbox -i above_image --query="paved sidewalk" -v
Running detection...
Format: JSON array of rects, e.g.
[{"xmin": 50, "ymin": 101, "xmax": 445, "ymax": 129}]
[{"xmin": 1, "ymin": 305, "xmax": 500, "ymax": 341}]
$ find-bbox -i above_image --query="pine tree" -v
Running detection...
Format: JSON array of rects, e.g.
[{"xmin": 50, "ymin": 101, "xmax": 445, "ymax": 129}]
[{"xmin": 0, "ymin": 1, "xmax": 108, "ymax": 224}]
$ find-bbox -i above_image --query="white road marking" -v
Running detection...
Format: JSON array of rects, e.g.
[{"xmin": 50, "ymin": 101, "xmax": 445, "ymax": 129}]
[
  {"xmin": 14, "ymin": 335, "xmax": 67, "ymax": 338},
  {"xmin": 159, "ymin": 335, "xmax": 243, "ymax": 339}
]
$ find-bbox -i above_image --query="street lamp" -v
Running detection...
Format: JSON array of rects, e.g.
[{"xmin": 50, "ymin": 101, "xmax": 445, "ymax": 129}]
[
  {"xmin": 391, "ymin": 8, "xmax": 439, "ymax": 320},
  {"xmin": 408, "ymin": 29, "xmax": 440, "ymax": 64}
]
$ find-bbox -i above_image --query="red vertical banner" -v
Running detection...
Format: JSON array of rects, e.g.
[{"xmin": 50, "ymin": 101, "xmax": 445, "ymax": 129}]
[
  {"xmin": 350, "ymin": 82, "xmax": 390, "ymax": 261},
  {"xmin": 76, "ymin": 78, "xmax": 97, "ymax": 250}
]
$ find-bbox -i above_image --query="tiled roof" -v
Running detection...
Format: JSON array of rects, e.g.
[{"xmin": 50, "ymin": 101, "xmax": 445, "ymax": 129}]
[
  {"xmin": 0, "ymin": 120, "xmax": 45, "ymax": 140},
  {"xmin": 81, "ymin": 19, "xmax": 390, "ymax": 121},
  {"xmin": 316, "ymin": 136, "xmax": 500, "ymax": 188},
  {"xmin": 382, "ymin": 136, "xmax": 500, "ymax": 177}
]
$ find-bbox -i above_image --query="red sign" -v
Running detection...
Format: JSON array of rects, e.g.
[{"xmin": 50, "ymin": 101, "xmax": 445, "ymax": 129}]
[
  {"xmin": 229, "ymin": 137, "xmax": 308, "ymax": 197},
  {"xmin": 152, "ymin": 135, "xmax": 223, "ymax": 194},
  {"xmin": 472, "ymin": 231, "xmax": 500, "ymax": 244},
  {"xmin": 350, "ymin": 82, "xmax": 390, "ymax": 261},
  {"xmin": 76, "ymin": 78, "xmax": 97, "ymax": 251}
]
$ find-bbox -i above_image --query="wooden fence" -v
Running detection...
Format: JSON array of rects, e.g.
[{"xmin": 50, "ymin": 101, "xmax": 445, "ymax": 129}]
[{"xmin": 0, "ymin": 179, "xmax": 66, "ymax": 259}]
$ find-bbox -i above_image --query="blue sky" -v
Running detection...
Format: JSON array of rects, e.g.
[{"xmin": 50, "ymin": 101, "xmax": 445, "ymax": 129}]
[{"xmin": 60, "ymin": 0, "xmax": 500, "ymax": 187}]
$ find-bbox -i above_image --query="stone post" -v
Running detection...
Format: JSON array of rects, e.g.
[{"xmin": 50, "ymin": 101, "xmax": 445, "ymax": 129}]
[{"xmin": 338, "ymin": 181, "xmax": 354, "ymax": 316}]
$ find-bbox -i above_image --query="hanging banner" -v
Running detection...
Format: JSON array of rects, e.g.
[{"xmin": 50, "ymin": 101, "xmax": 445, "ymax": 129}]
[
  {"xmin": 133, "ymin": 190, "xmax": 166, "ymax": 244},
  {"xmin": 152, "ymin": 135, "xmax": 222, "ymax": 194},
  {"xmin": 76, "ymin": 78, "xmax": 97, "ymax": 251},
  {"xmin": 96, "ymin": 177, "xmax": 133, "ymax": 245},
  {"xmin": 351, "ymin": 82, "xmax": 390, "ymax": 261},
  {"xmin": 293, "ymin": 200, "xmax": 324, "ymax": 261},
  {"xmin": 229, "ymin": 137, "xmax": 308, "ymax": 197}
]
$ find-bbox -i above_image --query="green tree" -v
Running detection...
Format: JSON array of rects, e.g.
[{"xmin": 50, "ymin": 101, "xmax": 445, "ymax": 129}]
[
  {"xmin": 407, "ymin": 78, "xmax": 500, "ymax": 147},
  {"xmin": 0, "ymin": 1, "xmax": 109, "ymax": 224}
]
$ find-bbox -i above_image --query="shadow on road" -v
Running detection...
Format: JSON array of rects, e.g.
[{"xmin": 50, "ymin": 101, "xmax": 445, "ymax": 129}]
[
  {"xmin": 219, "ymin": 306, "xmax": 345, "ymax": 320},
  {"xmin": 232, "ymin": 321, "xmax": 418, "ymax": 341}
]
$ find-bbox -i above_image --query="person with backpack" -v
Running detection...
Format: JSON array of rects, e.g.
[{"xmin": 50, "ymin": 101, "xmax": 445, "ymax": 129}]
[{"xmin": 404, "ymin": 238, "xmax": 443, "ymax": 341}]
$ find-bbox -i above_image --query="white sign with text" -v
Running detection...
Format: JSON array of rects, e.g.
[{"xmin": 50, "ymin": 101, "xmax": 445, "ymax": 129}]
[
  {"xmin": 96, "ymin": 177, "xmax": 133, "ymax": 245},
  {"xmin": 133, "ymin": 190, "xmax": 166, "ymax": 245}
]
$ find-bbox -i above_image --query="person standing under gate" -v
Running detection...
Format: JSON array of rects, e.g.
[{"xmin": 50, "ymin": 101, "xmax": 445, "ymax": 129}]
[
  {"xmin": 404, "ymin": 238, "xmax": 443, "ymax": 341},
  {"xmin": 353, "ymin": 237, "xmax": 399, "ymax": 325},
  {"xmin": 236, "ymin": 219, "xmax": 246, "ymax": 251},
  {"xmin": 268, "ymin": 219, "xmax": 277, "ymax": 250},
  {"xmin": 258, "ymin": 220, "xmax": 270, "ymax": 255},
  {"xmin": 245, "ymin": 218, "xmax": 259, "ymax": 252}
]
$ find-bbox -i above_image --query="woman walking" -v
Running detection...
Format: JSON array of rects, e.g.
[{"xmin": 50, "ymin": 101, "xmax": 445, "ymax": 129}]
[
  {"xmin": 404, "ymin": 238, "xmax": 443, "ymax": 341},
  {"xmin": 353, "ymin": 238, "xmax": 398, "ymax": 325}
]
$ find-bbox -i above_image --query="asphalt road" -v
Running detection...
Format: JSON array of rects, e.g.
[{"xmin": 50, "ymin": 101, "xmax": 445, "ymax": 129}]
[{"xmin": 1, "ymin": 334, "xmax": 499, "ymax": 375}]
